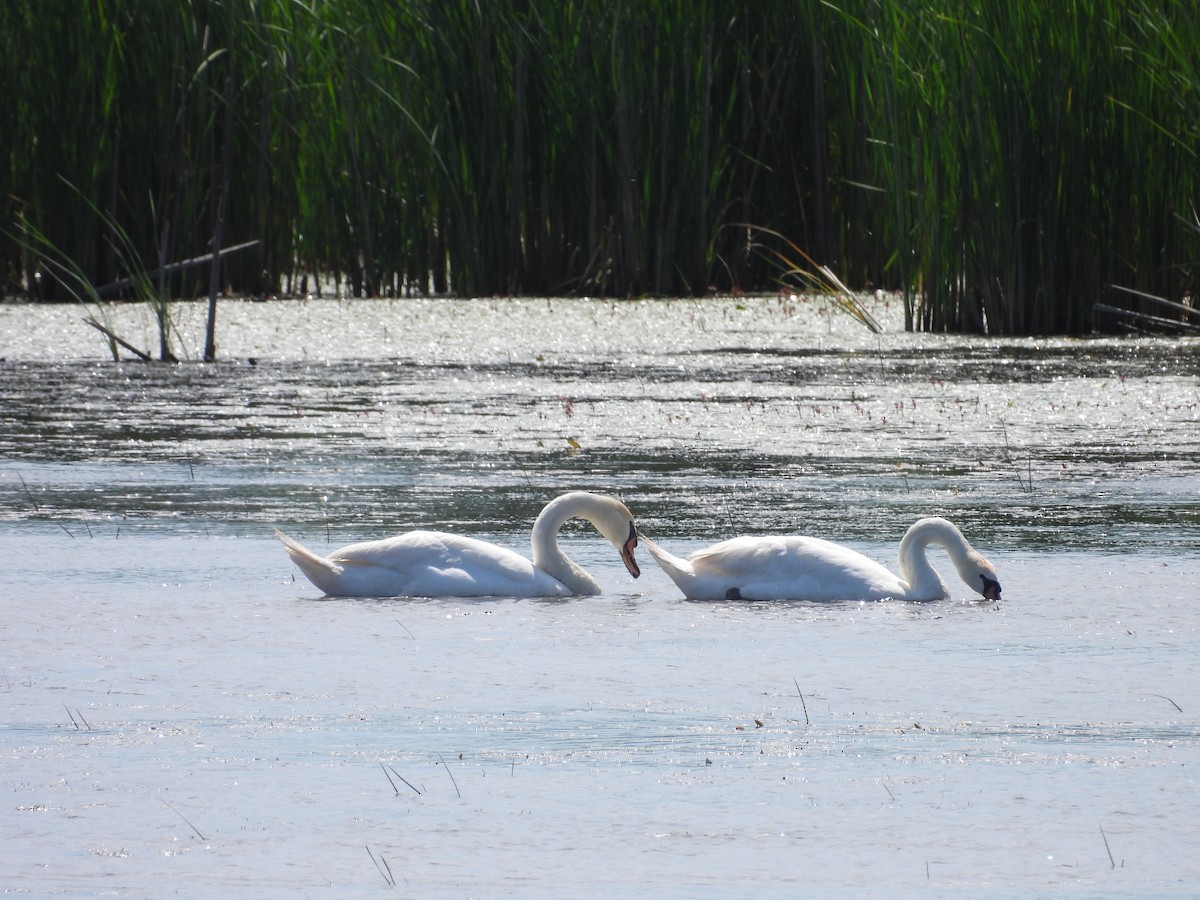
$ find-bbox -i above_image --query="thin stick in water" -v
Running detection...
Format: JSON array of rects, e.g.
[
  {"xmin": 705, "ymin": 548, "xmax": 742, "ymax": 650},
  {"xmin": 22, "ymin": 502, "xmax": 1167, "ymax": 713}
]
[
  {"xmin": 381, "ymin": 854, "xmax": 398, "ymax": 887},
  {"xmin": 1148, "ymin": 693, "xmax": 1183, "ymax": 713},
  {"xmin": 365, "ymin": 846, "xmax": 395, "ymax": 886},
  {"xmin": 16, "ymin": 472, "xmax": 40, "ymax": 511},
  {"xmin": 437, "ymin": 752, "xmax": 462, "ymax": 798},
  {"xmin": 1099, "ymin": 824, "xmax": 1115, "ymax": 868},
  {"xmin": 161, "ymin": 800, "xmax": 206, "ymax": 841},
  {"xmin": 382, "ymin": 763, "xmax": 421, "ymax": 795},
  {"xmin": 793, "ymin": 677, "xmax": 810, "ymax": 726},
  {"xmin": 381, "ymin": 763, "xmax": 400, "ymax": 795},
  {"xmin": 83, "ymin": 316, "xmax": 152, "ymax": 361}
]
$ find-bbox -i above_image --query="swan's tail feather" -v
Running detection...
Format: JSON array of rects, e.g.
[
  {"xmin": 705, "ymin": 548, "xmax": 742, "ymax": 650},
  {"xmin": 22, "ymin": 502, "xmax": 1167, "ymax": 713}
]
[
  {"xmin": 275, "ymin": 529, "xmax": 343, "ymax": 594},
  {"xmin": 638, "ymin": 534, "xmax": 695, "ymax": 592}
]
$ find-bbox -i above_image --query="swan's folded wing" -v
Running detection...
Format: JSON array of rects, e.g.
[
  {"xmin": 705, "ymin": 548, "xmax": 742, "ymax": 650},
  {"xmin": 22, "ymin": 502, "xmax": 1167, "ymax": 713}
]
[
  {"xmin": 689, "ymin": 535, "xmax": 903, "ymax": 602},
  {"xmin": 331, "ymin": 531, "xmax": 570, "ymax": 598},
  {"xmin": 687, "ymin": 536, "xmax": 796, "ymax": 579}
]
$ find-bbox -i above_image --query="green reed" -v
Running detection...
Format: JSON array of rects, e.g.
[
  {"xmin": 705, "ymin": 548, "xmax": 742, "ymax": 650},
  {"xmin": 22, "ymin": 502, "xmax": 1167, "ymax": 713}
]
[
  {"xmin": 2, "ymin": 0, "xmax": 1197, "ymax": 334},
  {"xmin": 846, "ymin": 0, "xmax": 1200, "ymax": 332}
]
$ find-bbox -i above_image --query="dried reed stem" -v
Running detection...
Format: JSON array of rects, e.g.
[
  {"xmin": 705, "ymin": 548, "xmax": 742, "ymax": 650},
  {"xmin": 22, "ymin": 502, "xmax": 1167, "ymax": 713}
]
[{"xmin": 437, "ymin": 752, "xmax": 462, "ymax": 798}]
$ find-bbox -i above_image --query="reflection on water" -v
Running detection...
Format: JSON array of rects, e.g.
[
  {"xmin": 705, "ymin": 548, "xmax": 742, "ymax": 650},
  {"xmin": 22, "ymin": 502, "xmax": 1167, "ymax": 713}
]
[{"xmin": 2, "ymin": 297, "xmax": 1197, "ymax": 552}]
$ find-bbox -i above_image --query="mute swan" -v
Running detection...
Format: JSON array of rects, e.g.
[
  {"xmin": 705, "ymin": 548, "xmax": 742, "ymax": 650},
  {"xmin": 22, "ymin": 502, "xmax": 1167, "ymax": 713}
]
[
  {"xmin": 276, "ymin": 491, "xmax": 641, "ymax": 598},
  {"xmin": 640, "ymin": 517, "xmax": 1001, "ymax": 602}
]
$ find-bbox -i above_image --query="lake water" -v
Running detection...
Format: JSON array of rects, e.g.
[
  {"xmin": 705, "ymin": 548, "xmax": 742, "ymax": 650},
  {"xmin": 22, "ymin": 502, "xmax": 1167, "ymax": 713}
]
[{"xmin": 2, "ymin": 296, "xmax": 1198, "ymax": 896}]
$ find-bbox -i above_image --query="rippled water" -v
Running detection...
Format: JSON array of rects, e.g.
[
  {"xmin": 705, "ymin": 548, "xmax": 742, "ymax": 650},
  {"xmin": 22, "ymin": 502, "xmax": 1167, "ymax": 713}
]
[{"xmin": 2, "ymin": 297, "xmax": 1198, "ymax": 896}]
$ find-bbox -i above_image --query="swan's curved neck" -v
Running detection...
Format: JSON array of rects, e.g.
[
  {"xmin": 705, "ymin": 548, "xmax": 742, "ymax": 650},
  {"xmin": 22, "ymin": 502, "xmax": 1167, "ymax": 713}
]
[
  {"xmin": 897, "ymin": 518, "xmax": 972, "ymax": 598},
  {"xmin": 530, "ymin": 494, "xmax": 602, "ymax": 595}
]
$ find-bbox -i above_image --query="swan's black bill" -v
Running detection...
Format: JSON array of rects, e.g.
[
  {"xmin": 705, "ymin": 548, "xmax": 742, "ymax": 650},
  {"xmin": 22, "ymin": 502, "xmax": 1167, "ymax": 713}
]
[
  {"xmin": 621, "ymin": 521, "xmax": 641, "ymax": 579},
  {"xmin": 982, "ymin": 576, "xmax": 1002, "ymax": 601}
]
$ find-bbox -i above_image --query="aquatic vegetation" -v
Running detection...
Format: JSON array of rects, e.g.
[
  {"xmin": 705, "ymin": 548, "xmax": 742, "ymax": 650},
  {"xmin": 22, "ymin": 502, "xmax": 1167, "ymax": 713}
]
[{"xmin": 2, "ymin": 1, "xmax": 1197, "ymax": 334}]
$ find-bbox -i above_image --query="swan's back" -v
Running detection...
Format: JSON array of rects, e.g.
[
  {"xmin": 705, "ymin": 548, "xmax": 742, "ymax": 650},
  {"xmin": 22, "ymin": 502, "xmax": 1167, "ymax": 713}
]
[
  {"xmin": 279, "ymin": 530, "xmax": 572, "ymax": 598},
  {"xmin": 685, "ymin": 535, "xmax": 903, "ymax": 601}
]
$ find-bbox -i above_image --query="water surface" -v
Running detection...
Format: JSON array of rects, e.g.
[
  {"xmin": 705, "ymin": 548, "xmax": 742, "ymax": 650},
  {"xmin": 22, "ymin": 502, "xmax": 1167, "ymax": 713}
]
[{"xmin": 2, "ymin": 297, "xmax": 1198, "ymax": 896}]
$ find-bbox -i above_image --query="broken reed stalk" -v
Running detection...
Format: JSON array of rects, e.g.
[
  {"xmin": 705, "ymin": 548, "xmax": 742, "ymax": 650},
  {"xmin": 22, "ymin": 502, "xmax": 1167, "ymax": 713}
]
[
  {"xmin": 365, "ymin": 846, "xmax": 396, "ymax": 886},
  {"xmin": 161, "ymin": 800, "xmax": 206, "ymax": 841},
  {"xmin": 1149, "ymin": 693, "xmax": 1183, "ymax": 713},
  {"xmin": 394, "ymin": 618, "xmax": 416, "ymax": 640},
  {"xmin": 16, "ymin": 472, "xmax": 40, "ymax": 511},
  {"xmin": 794, "ymin": 677, "xmax": 810, "ymax": 726},
  {"xmin": 437, "ymin": 752, "xmax": 462, "ymax": 798},
  {"xmin": 381, "ymin": 763, "xmax": 421, "ymax": 796},
  {"xmin": 1095, "ymin": 286, "xmax": 1200, "ymax": 334},
  {"xmin": 63, "ymin": 705, "xmax": 91, "ymax": 731},
  {"xmin": 1093, "ymin": 303, "xmax": 1200, "ymax": 333},
  {"xmin": 1001, "ymin": 423, "xmax": 1033, "ymax": 493},
  {"xmin": 83, "ymin": 316, "xmax": 152, "ymax": 361},
  {"xmin": 381, "ymin": 763, "xmax": 399, "ymax": 795},
  {"xmin": 94, "ymin": 240, "xmax": 259, "ymax": 297},
  {"xmin": 1099, "ymin": 824, "xmax": 1116, "ymax": 869}
]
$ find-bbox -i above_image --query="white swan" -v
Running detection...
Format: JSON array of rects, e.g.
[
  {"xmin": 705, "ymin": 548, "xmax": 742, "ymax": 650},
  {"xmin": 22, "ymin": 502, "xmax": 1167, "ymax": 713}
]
[
  {"xmin": 640, "ymin": 517, "xmax": 1001, "ymax": 602},
  {"xmin": 276, "ymin": 491, "xmax": 641, "ymax": 598}
]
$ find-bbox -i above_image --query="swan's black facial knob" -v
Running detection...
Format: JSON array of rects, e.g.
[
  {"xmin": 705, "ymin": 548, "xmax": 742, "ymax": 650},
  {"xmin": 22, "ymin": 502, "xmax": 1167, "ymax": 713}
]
[{"xmin": 981, "ymin": 575, "xmax": 1002, "ymax": 601}]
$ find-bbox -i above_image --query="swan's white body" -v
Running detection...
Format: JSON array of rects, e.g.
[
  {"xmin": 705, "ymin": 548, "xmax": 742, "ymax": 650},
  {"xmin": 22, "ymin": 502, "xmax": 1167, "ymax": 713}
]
[
  {"xmin": 277, "ymin": 491, "xmax": 640, "ymax": 598},
  {"xmin": 641, "ymin": 517, "xmax": 1001, "ymax": 602}
]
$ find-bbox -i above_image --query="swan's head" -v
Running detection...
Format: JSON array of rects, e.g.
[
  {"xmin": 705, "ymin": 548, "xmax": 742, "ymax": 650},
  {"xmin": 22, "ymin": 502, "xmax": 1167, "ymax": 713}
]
[
  {"xmin": 590, "ymin": 498, "xmax": 641, "ymax": 579},
  {"xmin": 961, "ymin": 552, "xmax": 1001, "ymax": 601}
]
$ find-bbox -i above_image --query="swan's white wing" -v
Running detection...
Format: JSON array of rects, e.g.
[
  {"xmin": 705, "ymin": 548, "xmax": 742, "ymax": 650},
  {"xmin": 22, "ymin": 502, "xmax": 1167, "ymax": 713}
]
[
  {"xmin": 688, "ymin": 536, "xmax": 906, "ymax": 602},
  {"xmin": 326, "ymin": 531, "xmax": 571, "ymax": 598}
]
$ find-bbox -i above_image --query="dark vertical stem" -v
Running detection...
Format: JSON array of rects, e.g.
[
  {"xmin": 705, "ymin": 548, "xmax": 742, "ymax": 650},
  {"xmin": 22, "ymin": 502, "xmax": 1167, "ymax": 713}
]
[
  {"xmin": 615, "ymin": 58, "xmax": 637, "ymax": 295},
  {"xmin": 157, "ymin": 218, "xmax": 174, "ymax": 361},
  {"xmin": 340, "ymin": 76, "xmax": 376, "ymax": 298},
  {"xmin": 509, "ymin": 38, "xmax": 526, "ymax": 291},
  {"xmin": 205, "ymin": 70, "xmax": 234, "ymax": 363}
]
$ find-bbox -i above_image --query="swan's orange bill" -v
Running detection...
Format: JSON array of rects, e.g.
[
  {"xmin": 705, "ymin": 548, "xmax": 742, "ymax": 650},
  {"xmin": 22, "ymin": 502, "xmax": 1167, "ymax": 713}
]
[{"xmin": 621, "ymin": 522, "xmax": 641, "ymax": 578}]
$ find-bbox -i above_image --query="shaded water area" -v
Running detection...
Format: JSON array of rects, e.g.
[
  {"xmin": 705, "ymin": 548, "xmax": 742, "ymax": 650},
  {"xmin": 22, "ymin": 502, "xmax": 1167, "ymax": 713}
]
[{"xmin": 2, "ymin": 297, "xmax": 1199, "ymax": 896}]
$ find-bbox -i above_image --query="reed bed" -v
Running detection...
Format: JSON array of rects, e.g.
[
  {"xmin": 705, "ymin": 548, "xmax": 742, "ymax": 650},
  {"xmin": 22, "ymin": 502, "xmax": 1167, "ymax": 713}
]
[{"xmin": 2, "ymin": 0, "xmax": 1197, "ymax": 334}]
